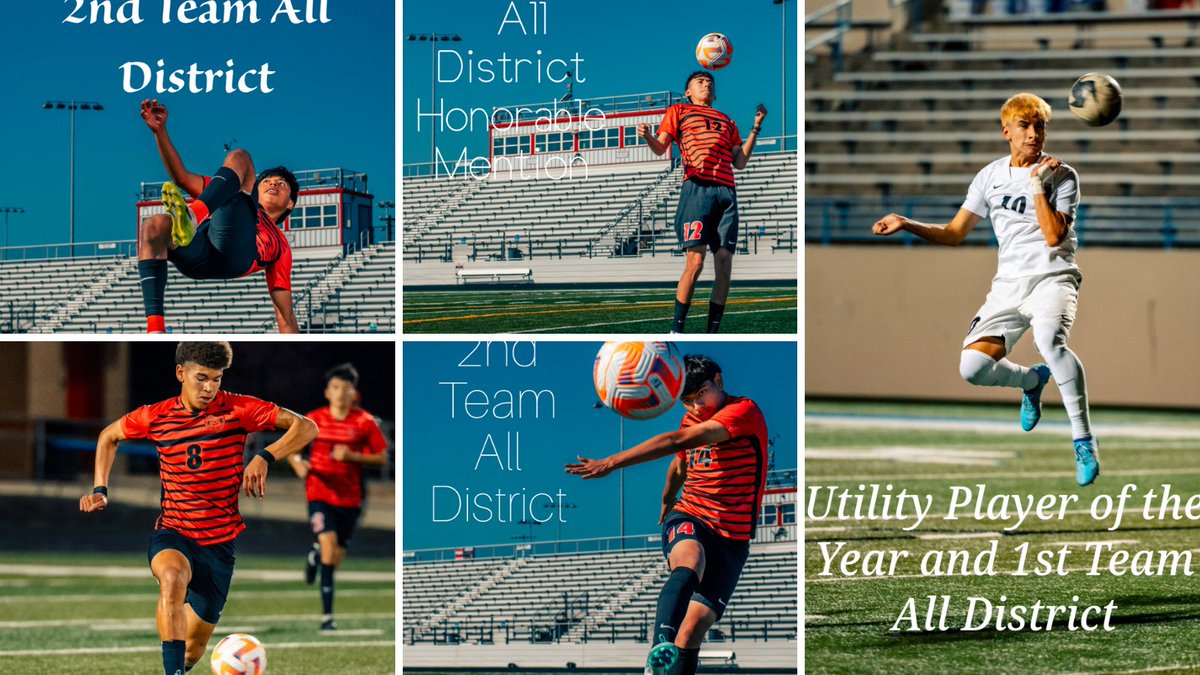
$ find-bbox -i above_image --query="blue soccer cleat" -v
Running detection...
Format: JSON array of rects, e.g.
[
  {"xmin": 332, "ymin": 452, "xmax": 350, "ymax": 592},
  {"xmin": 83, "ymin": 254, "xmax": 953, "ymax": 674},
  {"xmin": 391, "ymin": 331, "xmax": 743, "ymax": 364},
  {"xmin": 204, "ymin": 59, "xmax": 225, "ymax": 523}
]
[
  {"xmin": 161, "ymin": 182, "xmax": 197, "ymax": 248},
  {"xmin": 1021, "ymin": 364, "xmax": 1052, "ymax": 432},
  {"xmin": 645, "ymin": 642, "xmax": 679, "ymax": 675},
  {"xmin": 1074, "ymin": 438, "xmax": 1100, "ymax": 487}
]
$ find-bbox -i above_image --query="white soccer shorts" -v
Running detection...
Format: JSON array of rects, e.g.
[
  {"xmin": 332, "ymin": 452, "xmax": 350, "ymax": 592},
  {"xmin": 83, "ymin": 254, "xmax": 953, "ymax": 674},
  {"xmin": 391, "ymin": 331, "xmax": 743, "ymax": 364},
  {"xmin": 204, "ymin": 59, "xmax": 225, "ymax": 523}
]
[{"xmin": 962, "ymin": 271, "xmax": 1081, "ymax": 350}]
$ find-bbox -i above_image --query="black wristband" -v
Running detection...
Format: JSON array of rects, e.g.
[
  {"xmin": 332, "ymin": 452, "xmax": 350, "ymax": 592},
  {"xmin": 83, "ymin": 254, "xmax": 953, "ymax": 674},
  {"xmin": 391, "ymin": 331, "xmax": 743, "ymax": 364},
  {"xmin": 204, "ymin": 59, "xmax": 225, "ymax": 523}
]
[
  {"xmin": 751, "ymin": 126, "xmax": 762, "ymax": 134},
  {"xmin": 255, "ymin": 449, "xmax": 276, "ymax": 464},
  {"xmin": 93, "ymin": 486, "xmax": 108, "ymax": 498}
]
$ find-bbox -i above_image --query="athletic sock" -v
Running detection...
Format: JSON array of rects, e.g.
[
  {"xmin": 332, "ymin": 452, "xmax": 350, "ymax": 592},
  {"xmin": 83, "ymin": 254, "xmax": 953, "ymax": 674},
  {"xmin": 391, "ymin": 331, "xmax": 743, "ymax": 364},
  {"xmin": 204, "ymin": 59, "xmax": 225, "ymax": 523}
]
[
  {"xmin": 320, "ymin": 563, "xmax": 335, "ymax": 616},
  {"xmin": 1032, "ymin": 322, "xmax": 1092, "ymax": 439},
  {"xmin": 653, "ymin": 567, "xmax": 698, "ymax": 646},
  {"xmin": 1058, "ymin": 371, "xmax": 1092, "ymax": 440},
  {"xmin": 138, "ymin": 259, "xmax": 168, "ymax": 326},
  {"xmin": 191, "ymin": 166, "xmax": 241, "ymax": 223},
  {"xmin": 675, "ymin": 647, "xmax": 701, "ymax": 675},
  {"xmin": 672, "ymin": 300, "xmax": 690, "ymax": 333},
  {"xmin": 706, "ymin": 301, "xmax": 726, "ymax": 334},
  {"xmin": 162, "ymin": 640, "xmax": 185, "ymax": 675},
  {"xmin": 959, "ymin": 350, "xmax": 1037, "ymax": 389}
]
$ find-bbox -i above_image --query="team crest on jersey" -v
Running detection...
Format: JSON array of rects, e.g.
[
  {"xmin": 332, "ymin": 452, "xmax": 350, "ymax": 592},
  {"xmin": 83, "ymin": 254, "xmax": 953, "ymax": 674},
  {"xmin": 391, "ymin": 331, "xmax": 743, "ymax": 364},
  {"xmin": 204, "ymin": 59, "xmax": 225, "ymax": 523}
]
[{"xmin": 204, "ymin": 415, "xmax": 225, "ymax": 431}]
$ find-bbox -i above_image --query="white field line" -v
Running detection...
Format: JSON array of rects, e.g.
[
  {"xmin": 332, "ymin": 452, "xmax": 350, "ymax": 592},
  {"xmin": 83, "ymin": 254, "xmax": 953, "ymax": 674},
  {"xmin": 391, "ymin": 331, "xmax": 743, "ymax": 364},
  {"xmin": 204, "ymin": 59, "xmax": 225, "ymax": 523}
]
[
  {"xmin": 0, "ymin": 563, "xmax": 391, "ymax": 583},
  {"xmin": 916, "ymin": 532, "xmax": 1002, "ymax": 540},
  {"xmin": 806, "ymin": 446, "xmax": 1016, "ymax": 466},
  {"xmin": 1, "ymin": 612, "xmax": 396, "ymax": 630},
  {"xmin": 514, "ymin": 307, "xmax": 794, "ymax": 333},
  {"xmin": 808, "ymin": 564, "xmax": 1103, "ymax": 584},
  {"xmin": 807, "ymin": 414, "xmax": 1200, "ymax": 440},
  {"xmin": 806, "ymin": 508, "xmax": 1097, "ymax": 524},
  {"xmin": 0, "ymin": 641, "xmax": 395, "ymax": 658},
  {"xmin": 1039, "ymin": 539, "xmax": 1141, "ymax": 548},
  {"xmin": 809, "ymin": 466, "xmax": 1200, "ymax": 483},
  {"xmin": 0, "ymin": 589, "xmax": 393, "ymax": 604}
]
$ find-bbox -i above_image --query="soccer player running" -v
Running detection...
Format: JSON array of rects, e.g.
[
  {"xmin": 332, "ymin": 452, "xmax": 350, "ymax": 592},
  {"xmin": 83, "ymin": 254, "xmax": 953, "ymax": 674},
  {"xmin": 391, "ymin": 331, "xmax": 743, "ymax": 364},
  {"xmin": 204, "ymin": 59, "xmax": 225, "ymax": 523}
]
[
  {"xmin": 138, "ymin": 99, "xmax": 299, "ymax": 333},
  {"xmin": 872, "ymin": 93, "xmax": 1099, "ymax": 486},
  {"xmin": 566, "ymin": 355, "xmax": 769, "ymax": 675},
  {"xmin": 638, "ymin": 71, "xmax": 767, "ymax": 333},
  {"xmin": 288, "ymin": 363, "xmax": 389, "ymax": 632},
  {"xmin": 79, "ymin": 342, "xmax": 318, "ymax": 675}
]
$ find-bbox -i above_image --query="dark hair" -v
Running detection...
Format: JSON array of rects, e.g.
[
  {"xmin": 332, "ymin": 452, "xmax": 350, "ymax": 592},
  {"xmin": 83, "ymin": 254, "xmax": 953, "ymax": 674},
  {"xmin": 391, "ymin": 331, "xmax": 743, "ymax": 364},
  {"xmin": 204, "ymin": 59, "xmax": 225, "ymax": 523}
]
[
  {"xmin": 325, "ymin": 362, "xmax": 360, "ymax": 387},
  {"xmin": 684, "ymin": 70, "xmax": 715, "ymax": 100},
  {"xmin": 176, "ymin": 342, "xmax": 233, "ymax": 370},
  {"xmin": 256, "ymin": 166, "xmax": 300, "ymax": 224},
  {"xmin": 682, "ymin": 354, "xmax": 722, "ymax": 397}
]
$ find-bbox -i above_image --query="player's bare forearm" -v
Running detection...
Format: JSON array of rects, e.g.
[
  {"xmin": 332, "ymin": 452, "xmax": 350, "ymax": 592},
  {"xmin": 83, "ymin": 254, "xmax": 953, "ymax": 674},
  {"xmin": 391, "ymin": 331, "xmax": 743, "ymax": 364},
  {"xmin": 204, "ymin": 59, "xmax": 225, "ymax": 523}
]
[
  {"xmin": 82, "ymin": 420, "xmax": 126, "ymax": 512},
  {"xmin": 874, "ymin": 208, "xmax": 980, "ymax": 246},
  {"xmin": 566, "ymin": 421, "xmax": 731, "ymax": 479},
  {"xmin": 272, "ymin": 290, "xmax": 300, "ymax": 333},
  {"xmin": 152, "ymin": 130, "xmax": 205, "ymax": 198},
  {"xmin": 346, "ymin": 450, "xmax": 388, "ymax": 467},
  {"xmin": 266, "ymin": 408, "xmax": 319, "ymax": 461},
  {"xmin": 1034, "ymin": 196, "xmax": 1070, "ymax": 247}
]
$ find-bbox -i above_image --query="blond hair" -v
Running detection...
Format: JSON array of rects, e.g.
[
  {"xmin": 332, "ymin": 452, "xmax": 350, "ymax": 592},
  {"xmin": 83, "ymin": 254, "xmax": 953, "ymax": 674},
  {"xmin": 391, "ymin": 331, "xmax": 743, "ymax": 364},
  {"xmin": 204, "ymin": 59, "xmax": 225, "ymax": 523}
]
[{"xmin": 1000, "ymin": 93, "xmax": 1052, "ymax": 125}]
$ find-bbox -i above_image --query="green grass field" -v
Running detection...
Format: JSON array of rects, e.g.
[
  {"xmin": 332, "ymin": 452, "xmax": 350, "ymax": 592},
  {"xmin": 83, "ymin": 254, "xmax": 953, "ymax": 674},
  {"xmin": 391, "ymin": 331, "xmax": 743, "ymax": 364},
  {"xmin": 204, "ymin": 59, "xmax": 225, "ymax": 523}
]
[
  {"xmin": 402, "ymin": 285, "xmax": 797, "ymax": 333},
  {"xmin": 806, "ymin": 400, "xmax": 1200, "ymax": 674},
  {"xmin": 0, "ymin": 552, "xmax": 394, "ymax": 674}
]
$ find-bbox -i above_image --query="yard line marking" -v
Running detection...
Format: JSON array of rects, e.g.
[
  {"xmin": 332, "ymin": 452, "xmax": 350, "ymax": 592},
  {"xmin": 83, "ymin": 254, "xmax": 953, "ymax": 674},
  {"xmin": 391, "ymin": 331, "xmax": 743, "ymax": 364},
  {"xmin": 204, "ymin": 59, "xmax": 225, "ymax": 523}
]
[
  {"xmin": 1039, "ymin": 539, "xmax": 1140, "ymax": 548},
  {"xmin": 0, "ymin": 641, "xmax": 395, "ymax": 658},
  {"xmin": 808, "ymin": 414, "xmax": 1200, "ymax": 440},
  {"xmin": 0, "ymin": 612, "xmax": 396, "ymax": 629},
  {"xmin": 0, "ymin": 589, "xmax": 393, "ymax": 604},
  {"xmin": 806, "ymin": 446, "xmax": 1015, "ymax": 466},
  {"xmin": 403, "ymin": 296, "xmax": 795, "ymax": 325},
  {"xmin": 515, "ymin": 307, "xmax": 796, "ymax": 333},
  {"xmin": 808, "ymin": 466, "xmax": 1200, "ymax": 482},
  {"xmin": 0, "ymin": 563, "xmax": 391, "ymax": 583}
]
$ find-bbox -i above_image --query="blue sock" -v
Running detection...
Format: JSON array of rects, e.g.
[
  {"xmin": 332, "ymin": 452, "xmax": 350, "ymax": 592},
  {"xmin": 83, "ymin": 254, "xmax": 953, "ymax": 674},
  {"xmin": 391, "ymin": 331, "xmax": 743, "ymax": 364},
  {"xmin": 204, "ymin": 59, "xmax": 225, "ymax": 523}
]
[
  {"xmin": 162, "ymin": 639, "xmax": 185, "ymax": 675},
  {"xmin": 138, "ymin": 259, "xmax": 168, "ymax": 318},
  {"xmin": 320, "ymin": 563, "xmax": 335, "ymax": 616}
]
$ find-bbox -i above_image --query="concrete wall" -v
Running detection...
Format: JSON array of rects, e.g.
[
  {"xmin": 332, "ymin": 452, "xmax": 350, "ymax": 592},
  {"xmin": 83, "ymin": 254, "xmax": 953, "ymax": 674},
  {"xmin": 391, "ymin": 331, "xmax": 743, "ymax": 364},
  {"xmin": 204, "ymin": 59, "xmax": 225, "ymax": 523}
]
[{"xmin": 807, "ymin": 246, "xmax": 1200, "ymax": 408}]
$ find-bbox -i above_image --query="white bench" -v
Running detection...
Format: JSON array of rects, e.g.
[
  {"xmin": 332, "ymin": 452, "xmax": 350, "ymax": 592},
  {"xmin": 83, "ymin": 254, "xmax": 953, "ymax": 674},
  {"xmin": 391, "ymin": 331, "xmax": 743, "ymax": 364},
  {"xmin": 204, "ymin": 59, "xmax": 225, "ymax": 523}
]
[
  {"xmin": 699, "ymin": 650, "xmax": 736, "ymax": 666},
  {"xmin": 455, "ymin": 268, "xmax": 534, "ymax": 284}
]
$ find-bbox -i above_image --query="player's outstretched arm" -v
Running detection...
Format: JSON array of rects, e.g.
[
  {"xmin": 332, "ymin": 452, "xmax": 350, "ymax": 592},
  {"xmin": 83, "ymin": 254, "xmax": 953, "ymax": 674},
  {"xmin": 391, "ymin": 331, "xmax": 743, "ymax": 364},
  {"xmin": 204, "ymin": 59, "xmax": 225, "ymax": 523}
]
[
  {"xmin": 1031, "ymin": 156, "xmax": 1071, "ymax": 247},
  {"xmin": 244, "ymin": 408, "xmax": 319, "ymax": 499},
  {"xmin": 139, "ymin": 99, "xmax": 205, "ymax": 197},
  {"xmin": 872, "ymin": 209, "xmax": 982, "ymax": 246},
  {"xmin": 270, "ymin": 290, "xmax": 300, "ymax": 334},
  {"xmin": 80, "ymin": 419, "xmax": 127, "ymax": 513},
  {"xmin": 659, "ymin": 455, "xmax": 687, "ymax": 524},
  {"xmin": 732, "ymin": 104, "xmax": 767, "ymax": 170},
  {"xmin": 565, "ymin": 420, "xmax": 732, "ymax": 480}
]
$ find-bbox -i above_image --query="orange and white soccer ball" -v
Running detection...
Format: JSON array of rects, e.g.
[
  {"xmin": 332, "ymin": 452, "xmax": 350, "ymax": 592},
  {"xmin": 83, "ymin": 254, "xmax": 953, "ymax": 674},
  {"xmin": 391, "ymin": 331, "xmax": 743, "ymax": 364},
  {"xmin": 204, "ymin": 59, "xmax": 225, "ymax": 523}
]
[
  {"xmin": 594, "ymin": 341, "xmax": 685, "ymax": 420},
  {"xmin": 211, "ymin": 633, "xmax": 266, "ymax": 675},
  {"xmin": 696, "ymin": 33, "xmax": 733, "ymax": 70}
]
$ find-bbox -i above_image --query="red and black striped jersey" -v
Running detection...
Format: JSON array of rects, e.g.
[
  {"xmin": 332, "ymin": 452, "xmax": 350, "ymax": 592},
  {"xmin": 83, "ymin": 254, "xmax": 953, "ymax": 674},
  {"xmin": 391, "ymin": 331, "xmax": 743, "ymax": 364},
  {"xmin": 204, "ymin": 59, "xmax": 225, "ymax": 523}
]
[
  {"xmin": 194, "ymin": 175, "xmax": 294, "ymax": 292},
  {"xmin": 121, "ymin": 391, "xmax": 280, "ymax": 545},
  {"xmin": 304, "ymin": 407, "xmax": 388, "ymax": 508},
  {"xmin": 673, "ymin": 396, "xmax": 769, "ymax": 541},
  {"xmin": 657, "ymin": 103, "xmax": 743, "ymax": 188}
]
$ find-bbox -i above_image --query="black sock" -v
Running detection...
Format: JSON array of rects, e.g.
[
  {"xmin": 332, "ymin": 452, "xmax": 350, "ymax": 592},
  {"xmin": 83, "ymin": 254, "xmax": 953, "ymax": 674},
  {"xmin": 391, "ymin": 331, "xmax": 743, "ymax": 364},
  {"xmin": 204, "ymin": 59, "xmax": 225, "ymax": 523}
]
[
  {"xmin": 672, "ymin": 300, "xmax": 690, "ymax": 333},
  {"xmin": 138, "ymin": 259, "xmax": 168, "ymax": 318},
  {"xmin": 674, "ymin": 648, "xmax": 700, "ymax": 675},
  {"xmin": 195, "ymin": 166, "xmax": 242, "ymax": 216},
  {"xmin": 706, "ymin": 301, "xmax": 726, "ymax": 334},
  {"xmin": 653, "ymin": 567, "xmax": 698, "ymax": 645},
  {"xmin": 320, "ymin": 563, "xmax": 335, "ymax": 616},
  {"xmin": 184, "ymin": 661, "xmax": 196, "ymax": 673},
  {"xmin": 162, "ymin": 640, "xmax": 185, "ymax": 675}
]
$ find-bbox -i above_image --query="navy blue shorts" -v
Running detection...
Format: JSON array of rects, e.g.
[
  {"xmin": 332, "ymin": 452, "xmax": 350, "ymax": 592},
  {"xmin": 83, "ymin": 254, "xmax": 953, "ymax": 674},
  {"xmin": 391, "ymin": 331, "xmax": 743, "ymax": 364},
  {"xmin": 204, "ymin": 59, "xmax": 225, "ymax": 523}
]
[
  {"xmin": 147, "ymin": 528, "xmax": 237, "ymax": 625},
  {"xmin": 309, "ymin": 500, "xmax": 362, "ymax": 548},
  {"xmin": 168, "ymin": 192, "xmax": 258, "ymax": 281},
  {"xmin": 661, "ymin": 512, "xmax": 749, "ymax": 620},
  {"xmin": 672, "ymin": 178, "xmax": 739, "ymax": 253}
]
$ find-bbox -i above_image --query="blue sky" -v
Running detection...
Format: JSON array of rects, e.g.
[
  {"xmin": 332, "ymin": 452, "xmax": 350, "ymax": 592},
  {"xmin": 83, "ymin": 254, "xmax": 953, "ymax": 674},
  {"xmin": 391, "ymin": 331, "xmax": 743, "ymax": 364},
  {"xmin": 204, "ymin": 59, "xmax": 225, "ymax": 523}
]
[
  {"xmin": 0, "ymin": 1, "xmax": 394, "ymax": 248},
  {"xmin": 401, "ymin": 0, "xmax": 798, "ymax": 166},
  {"xmin": 402, "ymin": 341, "xmax": 798, "ymax": 552}
]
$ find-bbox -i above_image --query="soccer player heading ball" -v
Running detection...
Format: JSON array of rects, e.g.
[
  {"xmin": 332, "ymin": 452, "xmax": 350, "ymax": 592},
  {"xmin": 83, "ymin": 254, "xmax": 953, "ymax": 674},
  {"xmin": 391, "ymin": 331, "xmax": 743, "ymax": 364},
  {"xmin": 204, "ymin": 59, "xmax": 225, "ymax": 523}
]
[
  {"xmin": 289, "ymin": 363, "xmax": 389, "ymax": 633},
  {"xmin": 567, "ymin": 355, "xmax": 769, "ymax": 675},
  {"xmin": 138, "ymin": 100, "xmax": 298, "ymax": 333},
  {"xmin": 79, "ymin": 342, "xmax": 319, "ymax": 675},
  {"xmin": 638, "ymin": 71, "xmax": 767, "ymax": 333},
  {"xmin": 872, "ymin": 93, "xmax": 1099, "ymax": 487}
]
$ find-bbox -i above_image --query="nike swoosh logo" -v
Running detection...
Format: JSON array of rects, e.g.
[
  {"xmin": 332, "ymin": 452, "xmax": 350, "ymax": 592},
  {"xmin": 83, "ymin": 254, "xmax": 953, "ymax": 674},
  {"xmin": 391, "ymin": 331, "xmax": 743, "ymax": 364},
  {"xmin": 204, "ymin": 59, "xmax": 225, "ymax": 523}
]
[{"xmin": 992, "ymin": 184, "xmax": 1004, "ymax": 189}]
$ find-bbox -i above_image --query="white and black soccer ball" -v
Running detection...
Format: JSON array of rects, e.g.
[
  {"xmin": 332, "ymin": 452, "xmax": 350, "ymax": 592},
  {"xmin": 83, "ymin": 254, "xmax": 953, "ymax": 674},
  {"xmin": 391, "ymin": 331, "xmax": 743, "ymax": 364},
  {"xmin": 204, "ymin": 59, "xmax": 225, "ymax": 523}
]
[
  {"xmin": 594, "ymin": 341, "xmax": 685, "ymax": 420},
  {"xmin": 1068, "ymin": 72, "xmax": 1123, "ymax": 127}
]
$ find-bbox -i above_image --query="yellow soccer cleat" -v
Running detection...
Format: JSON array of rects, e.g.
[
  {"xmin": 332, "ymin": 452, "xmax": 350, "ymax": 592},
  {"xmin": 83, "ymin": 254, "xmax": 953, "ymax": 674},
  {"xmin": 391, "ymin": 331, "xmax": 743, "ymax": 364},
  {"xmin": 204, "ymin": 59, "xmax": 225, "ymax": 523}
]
[{"xmin": 161, "ymin": 182, "xmax": 197, "ymax": 247}]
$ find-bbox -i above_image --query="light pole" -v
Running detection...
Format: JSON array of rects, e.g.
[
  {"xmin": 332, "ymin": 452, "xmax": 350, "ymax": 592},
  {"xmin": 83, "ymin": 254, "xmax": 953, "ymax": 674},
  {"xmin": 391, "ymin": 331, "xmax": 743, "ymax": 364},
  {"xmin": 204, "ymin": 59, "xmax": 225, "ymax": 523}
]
[
  {"xmin": 406, "ymin": 33, "xmax": 462, "ymax": 174},
  {"xmin": 44, "ymin": 100, "xmax": 103, "ymax": 257},
  {"xmin": 0, "ymin": 207, "xmax": 25, "ymax": 252},
  {"xmin": 593, "ymin": 401, "xmax": 626, "ymax": 549},
  {"xmin": 377, "ymin": 200, "xmax": 395, "ymax": 241},
  {"xmin": 773, "ymin": 0, "xmax": 789, "ymax": 149},
  {"xmin": 554, "ymin": 502, "xmax": 577, "ymax": 553}
]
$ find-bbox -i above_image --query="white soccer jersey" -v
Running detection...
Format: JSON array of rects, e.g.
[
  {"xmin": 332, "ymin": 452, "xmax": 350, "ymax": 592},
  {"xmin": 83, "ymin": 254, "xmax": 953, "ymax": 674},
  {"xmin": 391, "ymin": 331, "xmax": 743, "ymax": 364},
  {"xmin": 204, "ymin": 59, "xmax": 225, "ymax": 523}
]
[{"xmin": 961, "ymin": 155, "xmax": 1080, "ymax": 280}]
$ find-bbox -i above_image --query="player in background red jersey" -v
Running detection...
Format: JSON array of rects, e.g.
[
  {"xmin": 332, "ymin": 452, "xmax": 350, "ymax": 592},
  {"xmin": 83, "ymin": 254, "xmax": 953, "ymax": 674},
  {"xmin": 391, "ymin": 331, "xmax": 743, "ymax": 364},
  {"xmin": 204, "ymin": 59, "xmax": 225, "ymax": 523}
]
[
  {"xmin": 567, "ymin": 355, "xmax": 768, "ymax": 675},
  {"xmin": 80, "ymin": 342, "xmax": 318, "ymax": 675},
  {"xmin": 638, "ymin": 72, "xmax": 767, "ymax": 333},
  {"xmin": 289, "ymin": 363, "xmax": 388, "ymax": 632}
]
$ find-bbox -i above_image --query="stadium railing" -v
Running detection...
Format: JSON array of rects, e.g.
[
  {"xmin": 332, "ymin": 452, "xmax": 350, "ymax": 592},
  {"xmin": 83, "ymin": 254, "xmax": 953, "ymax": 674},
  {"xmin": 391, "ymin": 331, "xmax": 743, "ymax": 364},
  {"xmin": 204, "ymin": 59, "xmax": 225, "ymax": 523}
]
[
  {"xmin": 806, "ymin": 196, "xmax": 1200, "ymax": 248},
  {"xmin": 0, "ymin": 239, "xmax": 136, "ymax": 261}
]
